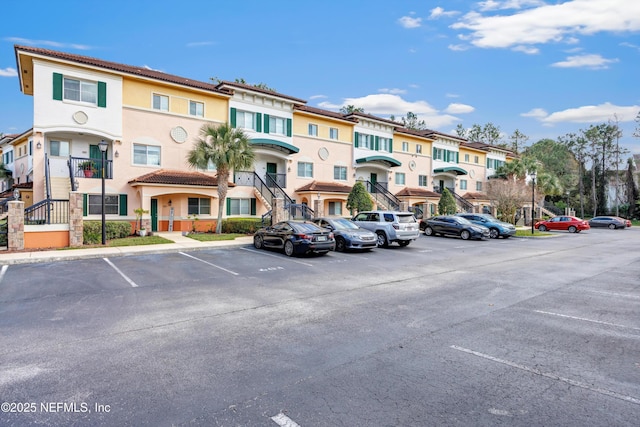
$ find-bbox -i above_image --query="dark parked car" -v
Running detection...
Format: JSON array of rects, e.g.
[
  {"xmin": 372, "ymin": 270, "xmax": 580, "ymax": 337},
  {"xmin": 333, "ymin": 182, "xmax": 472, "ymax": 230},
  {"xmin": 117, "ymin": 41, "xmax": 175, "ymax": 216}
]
[
  {"xmin": 420, "ymin": 215, "xmax": 490, "ymax": 240},
  {"xmin": 588, "ymin": 216, "xmax": 631, "ymax": 229},
  {"xmin": 312, "ymin": 217, "xmax": 377, "ymax": 252},
  {"xmin": 535, "ymin": 216, "xmax": 590, "ymax": 233},
  {"xmin": 253, "ymin": 220, "xmax": 335, "ymax": 256},
  {"xmin": 456, "ymin": 213, "xmax": 516, "ymax": 239}
]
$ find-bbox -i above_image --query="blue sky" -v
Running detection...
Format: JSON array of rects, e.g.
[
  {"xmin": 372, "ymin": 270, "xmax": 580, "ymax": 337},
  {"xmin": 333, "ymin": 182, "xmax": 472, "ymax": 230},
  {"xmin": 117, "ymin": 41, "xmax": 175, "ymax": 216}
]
[{"xmin": 2, "ymin": 0, "xmax": 639, "ymax": 155}]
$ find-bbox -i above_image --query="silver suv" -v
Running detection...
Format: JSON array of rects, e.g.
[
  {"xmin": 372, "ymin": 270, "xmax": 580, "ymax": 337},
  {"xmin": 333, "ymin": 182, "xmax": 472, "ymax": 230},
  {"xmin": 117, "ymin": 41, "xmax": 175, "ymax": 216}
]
[{"xmin": 351, "ymin": 211, "xmax": 420, "ymax": 247}]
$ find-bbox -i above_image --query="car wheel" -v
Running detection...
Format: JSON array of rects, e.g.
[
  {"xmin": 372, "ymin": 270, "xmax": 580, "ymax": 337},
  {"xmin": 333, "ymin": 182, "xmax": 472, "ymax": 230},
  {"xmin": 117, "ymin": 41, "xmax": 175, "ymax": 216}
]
[
  {"xmin": 489, "ymin": 228, "xmax": 500, "ymax": 239},
  {"xmin": 568, "ymin": 226, "xmax": 577, "ymax": 233},
  {"xmin": 460, "ymin": 230, "xmax": 471, "ymax": 240},
  {"xmin": 284, "ymin": 240, "xmax": 295, "ymax": 256},
  {"xmin": 424, "ymin": 226, "xmax": 434, "ymax": 236},
  {"xmin": 538, "ymin": 225, "xmax": 547, "ymax": 232},
  {"xmin": 376, "ymin": 232, "xmax": 388, "ymax": 248},
  {"xmin": 253, "ymin": 235, "xmax": 263, "ymax": 249},
  {"xmin": 335, "ymin": 237, "xmax": 346, "ymax": 252},
  {"xmin": 608, "ymin": 223, "xmax": 616, "ymax": 229},
  {"xmin": 398, "ymin": 240, "xmax": 410, "ymax": 247}
]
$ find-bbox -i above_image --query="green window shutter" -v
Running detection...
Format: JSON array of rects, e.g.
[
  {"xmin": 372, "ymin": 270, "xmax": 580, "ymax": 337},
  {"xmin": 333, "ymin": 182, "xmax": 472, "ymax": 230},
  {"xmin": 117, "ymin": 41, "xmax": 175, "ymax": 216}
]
[
  {"xmin": 354, "ymin": 132, "xmax": 359, "ymax": 148},
  {"xmin": 456, "ymin": 152, "xmax": 459, "ymax": 163},
  {"xmin": 433, "ymin": 147, "xmax": 437, "ymax": 158},
  {"xmin": 264, "ymin": 114, "xmax": 270, "ymax": 133},
  {"xmin": 230, "ymin": 107, "xmax": 237, "ymax": 127},
  {"xmin": 97, "ymin": 81, "xmax": 107, "ymax": 107},
  {"xmin": 389, "ymin": 139, "xmax": 393, "ymax": 153},
  {"xmin": 286, "ymin": 118, "xmax": 292, "ymax": 137},
  {"xmin": 250, "ymin": 198, "xmax": 256, "ymax": 215},
  {"xmin": 53, "ymin": 73, "xmax": 63, "ymax": 100},
  {"xmin": 256, "ymin": 112, "xmax": 262, "ymax": 132},
  {"xmin": 226, "ymin": 198, "xmax": 231, "ymax": 216},
  {"xmin": 82, "ymin": 194, "xmax": 88, "ymax": 216},
  {"xmin": 375, "ymin": 136, "xmax": 379, "ymax": 151},
  {"xmin": 119, "ymin": 194, "xmax": 127, "ymax": 216}
]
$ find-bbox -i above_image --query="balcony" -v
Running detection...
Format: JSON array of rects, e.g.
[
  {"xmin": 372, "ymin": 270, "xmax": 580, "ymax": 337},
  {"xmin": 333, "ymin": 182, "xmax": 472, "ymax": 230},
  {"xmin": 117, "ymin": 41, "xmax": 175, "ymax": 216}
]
[{"xmin": 70, "ymin": 156, "xmax": 112, "ymax": 179}]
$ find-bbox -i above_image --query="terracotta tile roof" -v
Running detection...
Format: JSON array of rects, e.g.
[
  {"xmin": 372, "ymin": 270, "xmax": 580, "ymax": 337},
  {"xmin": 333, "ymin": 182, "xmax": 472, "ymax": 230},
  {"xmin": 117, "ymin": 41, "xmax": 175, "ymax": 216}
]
[
  {"xmin": 295, "ymin": 181, "xmax": 352, "ymax": 193},
  {"xmin": 344, "ymin": 111, "xmax": 402, "ymax": 126},
  {"xmin": 294, "ymin": 105, "xmax": 358, "ymax": 122},
  {"xmin": 217, "ymin": 81, "xmax": 307, "ymax": 104},
  {"xmin": 15, "ymin": 45, "xmax": 231, "ymax": 96},
  {"xmin": 460, "ymin": 141, "xmax": 516, "ymax": 156},
  {"xmin": 462, "ymin": 192, "xmax": 489, "ymax": 200},
  {"xmin": 395, "ymin": 187, "xmax": 440, "ymax": 198},
  {"xmin": 128, "ymin": 169, "xmax": 233, "ymax": 187}
]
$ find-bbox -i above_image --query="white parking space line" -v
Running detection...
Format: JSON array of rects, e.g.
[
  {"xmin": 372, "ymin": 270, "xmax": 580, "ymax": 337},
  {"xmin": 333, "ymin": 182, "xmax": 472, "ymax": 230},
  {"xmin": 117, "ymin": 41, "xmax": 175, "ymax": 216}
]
[
  {"xmin": 0, "ymin": 265, "xmax": 8, "ymax": 284},
  {"xmin": 584, "ymin": 289, "xmax": 640, "ymax": 300},
  {"xmin": 179, "ymin": 252, "xmax": 239, "ymax": 275},
  {"xmin": 451, "ymin": 345, "xmax": 640, "ymax": 405},
  {"xmin": 418, "ymin": 249, "xmax": 433, "ymax": 253},
  {"xmin": 533, "ymin": 310, "xmax": 640, "ymax": 331},
  {"xmin": 241, "ymin": 247, "xmax": 314, "ymax": 267},
  {"xmin": 103, "ymin": 258, "xmax": 138, "ymax": 288},
  {"xmin": 271, "ymin": 412, "xmax": 301, "ymax": 427}
]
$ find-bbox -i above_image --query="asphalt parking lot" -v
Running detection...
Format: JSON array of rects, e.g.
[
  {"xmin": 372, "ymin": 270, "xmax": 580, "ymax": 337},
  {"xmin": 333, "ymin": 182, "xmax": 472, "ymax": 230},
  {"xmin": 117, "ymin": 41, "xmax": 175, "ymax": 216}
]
[{"xmin": 1, "ymin": 228, "xmax": 639, "ymax": 426}]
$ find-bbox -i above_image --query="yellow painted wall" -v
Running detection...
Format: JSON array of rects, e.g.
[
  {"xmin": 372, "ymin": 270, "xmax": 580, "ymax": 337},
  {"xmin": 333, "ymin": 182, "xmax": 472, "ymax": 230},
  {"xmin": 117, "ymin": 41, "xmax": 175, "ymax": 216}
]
[
  {"xmin": 293, "ymin": 111, "xmax": 354, "ymax": 144},
  {"xmin": 122, "ymin": 77, "xmax": 229, "ymax": 121}
]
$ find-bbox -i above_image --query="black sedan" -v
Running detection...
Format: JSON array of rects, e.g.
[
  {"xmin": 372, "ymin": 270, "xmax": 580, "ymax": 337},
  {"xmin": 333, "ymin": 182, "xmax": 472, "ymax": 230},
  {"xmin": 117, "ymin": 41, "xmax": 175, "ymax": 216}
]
[
  {"xmin": 588, "ymin": 216, "xmax": 630, "ymax": 229},
  {"xmin": 420, "ymin": 215, "xmax": 490, "ymax": 240},
  {"xmin": 253, "ymin": 220, "xmax": 335, "ymax": 256},
  {"xmin": 313, "ymin": 217, "xmax": 377, "ymax": 252}
]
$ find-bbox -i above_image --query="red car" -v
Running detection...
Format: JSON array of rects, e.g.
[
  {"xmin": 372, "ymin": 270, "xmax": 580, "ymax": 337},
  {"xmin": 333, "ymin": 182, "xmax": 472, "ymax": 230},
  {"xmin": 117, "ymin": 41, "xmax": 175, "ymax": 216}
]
[{"xmin": 535, "ymin": 216, "xmax": 590, "ymax": 233}]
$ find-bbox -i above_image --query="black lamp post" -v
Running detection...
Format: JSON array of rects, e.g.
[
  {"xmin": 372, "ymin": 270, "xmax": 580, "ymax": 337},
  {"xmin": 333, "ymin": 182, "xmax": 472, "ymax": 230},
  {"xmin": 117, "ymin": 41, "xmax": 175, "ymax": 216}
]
[
  {"xmin": 99, "ymin": 140, "xmax": 108, "ymax": 245},
  {"xmin": 530, "ymin": 171, "xmax": 537, "ymax": 235}
]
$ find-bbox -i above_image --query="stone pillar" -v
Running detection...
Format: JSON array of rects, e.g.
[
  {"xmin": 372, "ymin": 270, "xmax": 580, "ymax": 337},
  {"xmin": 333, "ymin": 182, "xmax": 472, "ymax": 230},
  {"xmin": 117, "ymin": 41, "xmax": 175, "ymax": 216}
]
[
  {"xmin": 68, "ymin": 192, "xmax": 84, "ymax": 247},
  {"xmin": 8, "ymin": 201, "xmax": 24, "ymax": 251},
  {"xmin": 314, "ymin": 198, "xmax": 324, "ymax": 218},
  {"xmin": 271, "ymin": 197, "xmax": 285, "ymax": 224},
  {"xmin": 399, "ymin": 201, "xmax": 408, "ymax": 212}
]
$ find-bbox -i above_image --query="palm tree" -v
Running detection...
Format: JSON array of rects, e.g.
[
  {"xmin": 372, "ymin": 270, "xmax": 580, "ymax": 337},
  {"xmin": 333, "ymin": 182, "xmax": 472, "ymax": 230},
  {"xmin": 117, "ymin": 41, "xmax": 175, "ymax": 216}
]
[{"xmin": 187, "ymin": 122, "xmax": 255, "ymax": 234}]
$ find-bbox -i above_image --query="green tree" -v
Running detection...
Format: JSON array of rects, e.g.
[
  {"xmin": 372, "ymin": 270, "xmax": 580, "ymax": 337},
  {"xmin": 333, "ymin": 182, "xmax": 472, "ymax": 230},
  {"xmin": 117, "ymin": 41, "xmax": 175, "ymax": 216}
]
[
  {"xmin": 625, "ymin": 157, "xmax": 639, "ymax": 218},
  {"xmin": 340, "ymin": 105, "xmax": 365, "ymax": 114},
  {"xmin": 187, "ymin": 123, "xmax": 255, "ymax": 234},
  {"xmin": 438, "ymin": 188, "xmax": 457, "ymax": 215},
  {"xmin": 509, "ymin": 129, "xmax": 529, "ymax": 154},
  {"xmin": 392, "ymin": 112, "xmax": 428, "ymax": 130},
  {"xmin": 466, "ymin": 123, "xmax": 503, "ymax": 145},
  {"xmin": 346, "ymin": 181, "xmax": 373, "ymax": 214}
]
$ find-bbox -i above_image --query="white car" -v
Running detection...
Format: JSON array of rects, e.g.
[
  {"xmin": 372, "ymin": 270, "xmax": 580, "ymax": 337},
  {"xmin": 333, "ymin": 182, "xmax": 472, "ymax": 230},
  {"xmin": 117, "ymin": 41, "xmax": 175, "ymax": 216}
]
[{"xmin": 351, "ymin": 211, "xmax": 420, "ymax": 247}]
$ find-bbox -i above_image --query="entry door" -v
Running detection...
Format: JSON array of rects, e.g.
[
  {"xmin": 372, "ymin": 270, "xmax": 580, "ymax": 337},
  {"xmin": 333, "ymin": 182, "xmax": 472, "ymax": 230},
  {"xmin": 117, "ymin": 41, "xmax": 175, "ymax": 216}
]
[
  {"xmin": 89, "ymin": 144, "xmax": 105, "ymax": 178},
  {"xmin": 151, "ymin": 199, "xmax": 158, "ymax": 232},
  {"xmin": 439, "ymin": 179, "xmax": 445, "ymax": 193},
  {"xmin": 266, "ymin": 163, "xmax": 277, "ymax": 186},
  {"xmin": 370, "ymin": 173, "xmax": 377, "ymax": 193}
]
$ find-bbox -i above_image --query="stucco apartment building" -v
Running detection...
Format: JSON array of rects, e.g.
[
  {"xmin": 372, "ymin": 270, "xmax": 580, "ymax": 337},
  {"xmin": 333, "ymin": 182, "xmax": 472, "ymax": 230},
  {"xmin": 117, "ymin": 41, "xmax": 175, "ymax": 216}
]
[{"xmin": 10, "ymin": 45, "xmax": 513, "ymax": 232}]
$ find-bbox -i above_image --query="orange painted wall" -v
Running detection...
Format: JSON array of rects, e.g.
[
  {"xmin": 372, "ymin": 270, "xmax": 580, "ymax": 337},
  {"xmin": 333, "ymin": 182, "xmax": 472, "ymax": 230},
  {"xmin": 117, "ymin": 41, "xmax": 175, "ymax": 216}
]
[{"xmin": 25, "ymin": 231, "xmax": 69, "ymax": 249}]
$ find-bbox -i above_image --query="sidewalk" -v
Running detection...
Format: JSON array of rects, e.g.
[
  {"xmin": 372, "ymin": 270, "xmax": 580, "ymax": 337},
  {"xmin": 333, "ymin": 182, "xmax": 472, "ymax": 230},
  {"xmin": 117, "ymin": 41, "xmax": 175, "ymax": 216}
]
[{"xmin": 0, "ymin": 232, "xmax": 254, "ymax": 265}]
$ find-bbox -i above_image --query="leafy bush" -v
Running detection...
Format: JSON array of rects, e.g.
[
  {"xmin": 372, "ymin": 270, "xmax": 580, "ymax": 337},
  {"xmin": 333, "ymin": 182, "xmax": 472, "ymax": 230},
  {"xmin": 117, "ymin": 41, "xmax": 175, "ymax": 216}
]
[
  {"xmin": 220, "ymin": 218, "xmax": 262, "ymax": 234},
  {"xmin": 84, "ymin": 221, "xmax": 132, "ymax": 244}
]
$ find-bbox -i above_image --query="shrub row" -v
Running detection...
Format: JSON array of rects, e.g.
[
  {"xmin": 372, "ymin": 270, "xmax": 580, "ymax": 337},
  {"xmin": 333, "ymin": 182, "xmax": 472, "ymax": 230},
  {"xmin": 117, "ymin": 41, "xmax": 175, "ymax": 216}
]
[
  {"xmin": 220, "ymin": 218, "xmax": 263, "ymax": 234},
  {"xmin": 84, "ymin": 220, "xmax": 132, "ymax": 244}
]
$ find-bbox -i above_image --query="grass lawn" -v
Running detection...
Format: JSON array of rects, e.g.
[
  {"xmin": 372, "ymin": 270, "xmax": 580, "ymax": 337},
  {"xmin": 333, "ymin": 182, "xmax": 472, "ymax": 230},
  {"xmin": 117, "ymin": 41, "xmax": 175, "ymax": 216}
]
[
  {"xmin": 515, "ymin": 229, "xmax": 553, "ymax": 237},
  {"xmin": 186, "ymin": 233, "xmax": 246, "ymax": 242},
  {"xmin": 108, "ymin": 235, "xmax": 174, "ymax": 246}
]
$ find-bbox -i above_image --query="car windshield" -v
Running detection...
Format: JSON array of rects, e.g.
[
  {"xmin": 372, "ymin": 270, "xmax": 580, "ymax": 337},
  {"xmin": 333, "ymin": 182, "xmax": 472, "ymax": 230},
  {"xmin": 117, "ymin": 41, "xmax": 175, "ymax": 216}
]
[
  {"xmin": 331, "ymin": 218, "xmax": 359, "ymax": 230},
  {"xmin": 456, "ymin": 217, "xmax": 472, "ymax": 225},
  {"xmin": 479, "ymin": 214, "xmax": 498, "ymax": 221},
  {"xmin": 397, "ymin": 214, "xmax": 416, "ymax": 223},
  {"xmin": 292, "ymin": 222, "xmax": 322, "ymax": 233}
]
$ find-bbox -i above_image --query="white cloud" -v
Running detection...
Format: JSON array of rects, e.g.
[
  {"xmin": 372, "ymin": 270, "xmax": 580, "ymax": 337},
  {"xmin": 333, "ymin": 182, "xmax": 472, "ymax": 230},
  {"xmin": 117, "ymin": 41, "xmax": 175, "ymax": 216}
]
[
  {"xmin": 379, "ymin": 88, "xmax": 407, "ymax": 95},
  {"xmin": 524, "ymin": 103, "xmax": 640, "ymax": 125},
  {"xmin": 445, "ymin": 103, "xmax": 475, "ymax": 114},
  {"xmin": 620, "ymin": 41, "xmax": 640, "ymax": 52},
  {"xmin": 309, "ymin": 94, "xmax": 327, "ymax": 100},
  {"xmin": 551, "ymin": 54, "xmax": 618, "ymax": 69},
  {"xmin": 478, "ymin": 0, "xmax": 546, "ymax": 11},
  {"xmin": 429, "ymin": 7, "xmax": 459, "ymax": 20},
  {"xmin": 446, "ymin": 93, "xmax": 460, "ymax": 98},
  {"xmin": 512, "ymin": 45, "xmax": 539, "ymax": 54},
  {"xmin": 317, "ymin": 94, "xmax": 460, "ymax": 128},
  {"xmin": 186, "ymin": 41, "xmax": 216, "ymax": 47},
  {"xmin": 5, "ymin": 37, "xmax": 91, "ymax": 50},
  {"xmin": 398, "ymin": 16, "xmax": 422, "ymax": 29},
  {"xmin": 448, "ymin": 44, "xmax": 469, "ymax": 51},
  {"xmin": 143, "ymin": 65, "xmax": 164, "ymax": 72},
  {"xmin": 451, "ymin": 1, "xmax": 640, "ymax": 49},
  {"xmin": 0, "ymin": 67, "xmax": 18, "ymax": 77},
  {"xmin": 408, "ymin": 84, "xmax": 420, "ymax": 89}
]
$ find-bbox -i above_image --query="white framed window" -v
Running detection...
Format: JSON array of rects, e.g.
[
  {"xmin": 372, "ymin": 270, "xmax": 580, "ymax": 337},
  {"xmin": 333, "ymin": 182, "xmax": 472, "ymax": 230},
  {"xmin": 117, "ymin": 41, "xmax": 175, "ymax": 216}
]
[
  {"xmin": 329, "ymin": 128, "xmax": 339, "ymax": 140},
  {"xmin": 297, "ymin": 162, "xmax": 313, "ymax": 178},
  {"xmin": 152, "ymin": 94, "xmax": 169, "ymax": 111},
  {"xmin": 433, "ymin": 147, "xmax": 443, "ymax": 160},
  {"xmin": 476, "ymin": 181, "xmax": 483, "ymax": 191},
  {"xmin": 269, "ymin": 115, "xmax": 286, "ymax": 135},
  {"xmin": 464, "ymin": 153, "xmax": 470, "ymax": 162},
  {"xmin": 228, "ymin": 198, "xmax": 251, "ymax": 215},
  {"xmin": 357, "ymin": 133, "xmax": 373, "ymax": 149},
  {"xmin": 88, "ymin": 194, "xmax": 120, "ymax": 215},
  {"xmin": 328, "ymin": 201, "xmax": 342, "ymax": 216},
  {"xmin": 188, "ymin": 197, "xmax": 211, "ymax": 215},
  {"xmin": 416, "ymin": 144, "xmax": 422, "ymax": 154},
  {"xmin": 395, "ymin": 172, "xmax": 406, "ymax": 185},
  {"xmin": 189, "ymin": 101, "xmax": 204, "ymax": 117},
  {"xmin": 133, "ymin": 144, "xmax": 161, "ymax": 166},
  {"xmin": 402, "ymin": 142, "xmax": 409, "ymax": 152},
  {"xmin": 50, "ymin": 140, "xmax": 70, "ymax": 157},
  {"xmin": 3, "ymin": 151, "xmax": 14, "ymax": 164},
  {"xmin": 308, "ymin": 124, "xmax": 318, "ymax": 136},
  {"xmin": 334, "ymin": 166, "xmax": 347, "ymax": 181},
  {"xmin": 474, "ymin": 155, "xmax": 479, "ymax": 164},
  {"xmin": 378, "ymin": 137, "xmax": 391, "ymax": 152},
  {"xmin": 236, "ymin": 110, "xmax": 255, "ymax": 130},
  {"xmin": 418, "ymin": 175, "xmax": 428, "ymax": 187},
  {"xmin": 64, "ymin": 77, "xmax": 97, "ymax": 104},
  {"xmin": 460, "ymin": 179, "xmax": 468, "ymax": 190}
]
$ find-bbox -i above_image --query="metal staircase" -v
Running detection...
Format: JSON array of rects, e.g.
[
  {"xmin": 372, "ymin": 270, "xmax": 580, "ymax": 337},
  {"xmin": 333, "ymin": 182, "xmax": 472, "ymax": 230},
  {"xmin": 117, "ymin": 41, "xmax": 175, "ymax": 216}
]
[{"xmin": 364, "ymin": 180, "xmax": 401, "ymax": 211}]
